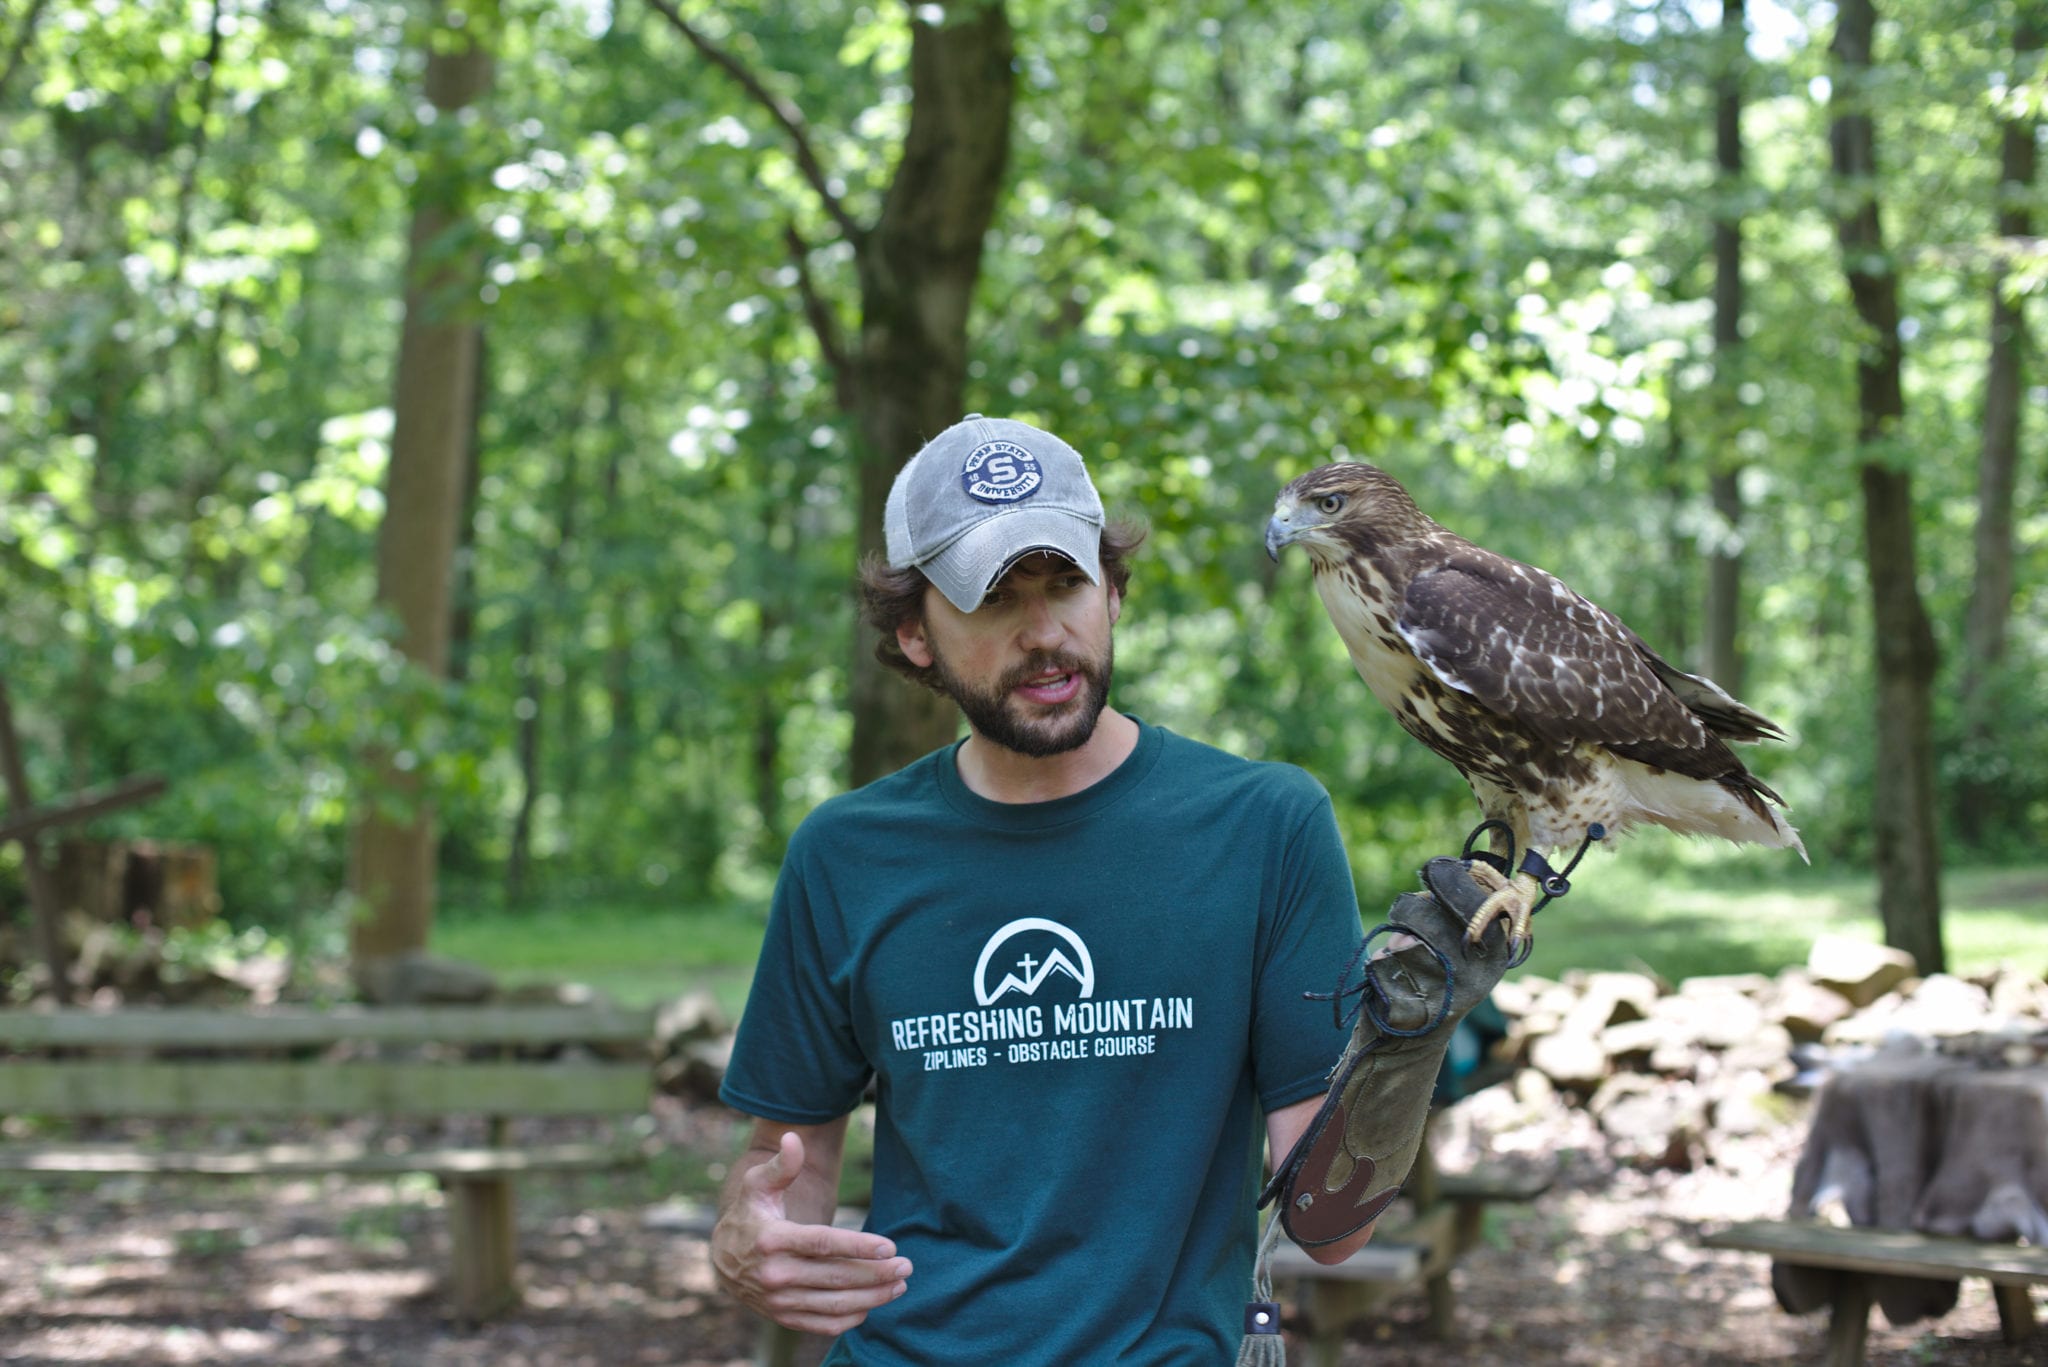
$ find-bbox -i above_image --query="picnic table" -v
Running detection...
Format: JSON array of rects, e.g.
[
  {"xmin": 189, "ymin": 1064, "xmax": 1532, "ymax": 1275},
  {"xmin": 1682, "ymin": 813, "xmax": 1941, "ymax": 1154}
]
[{"xmin": 1705, "ymin": 1050, "xmax": 2048, "ymax": 1366}]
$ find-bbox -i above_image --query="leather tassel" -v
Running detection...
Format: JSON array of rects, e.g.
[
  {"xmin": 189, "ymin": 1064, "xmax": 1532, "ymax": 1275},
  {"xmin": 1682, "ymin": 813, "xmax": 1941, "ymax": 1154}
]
[{"xmin": 1236, "ymin": 1215, "xmax": 1286, "ymax": 1365}]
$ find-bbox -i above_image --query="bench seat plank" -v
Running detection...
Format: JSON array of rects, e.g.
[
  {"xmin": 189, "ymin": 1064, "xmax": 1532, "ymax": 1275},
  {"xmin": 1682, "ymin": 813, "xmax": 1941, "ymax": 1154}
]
[
  {"xmin": 0, "ymin": 1139, "xmax": 644, "ymax": 1178},
  {"xmin": 0, "ymin": 1060, "xmax": 649, "ymax": 1116},
  {"xmin": 1705, "ymin": 1219, "xmax": 2048, "ymax": 1286},
  {"xmin": 1437, "ymin": 1168, "xmax": 1554, "ymax": 1203},
  {"xmin": 1270, "ymin": 1236, "xmax": 1423, "ymax": 1284}
]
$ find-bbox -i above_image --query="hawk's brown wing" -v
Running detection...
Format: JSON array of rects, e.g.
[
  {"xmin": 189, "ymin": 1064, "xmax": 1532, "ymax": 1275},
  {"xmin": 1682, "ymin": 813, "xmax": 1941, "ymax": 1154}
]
[{"xmin": 1395, "ymin": 549, "xmax": 1713, "ymax": 765}]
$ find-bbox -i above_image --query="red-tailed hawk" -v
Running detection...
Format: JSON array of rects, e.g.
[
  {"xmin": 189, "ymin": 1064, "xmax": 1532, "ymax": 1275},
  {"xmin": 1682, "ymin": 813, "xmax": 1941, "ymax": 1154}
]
[{"xmin": 1266, "ymin": 461, "xmax": 1805, "ymax": 952}]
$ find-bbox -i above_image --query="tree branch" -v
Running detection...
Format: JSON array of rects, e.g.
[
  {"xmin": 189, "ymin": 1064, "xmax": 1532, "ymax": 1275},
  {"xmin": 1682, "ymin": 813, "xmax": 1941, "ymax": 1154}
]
[
  {"xmin": 0, "ymin": 0, "xmax": 51, "ymax": 107},
  {"xmin": 169, "ymin": 0, "xmax": 226, "ymax": 291},
  {"xmin": 640, "ymin": 0, "xmax": 865, "ymax": 248},
  {"xmin": 784, "ymin": 224, "xmax": 853, "ymax": 408}
]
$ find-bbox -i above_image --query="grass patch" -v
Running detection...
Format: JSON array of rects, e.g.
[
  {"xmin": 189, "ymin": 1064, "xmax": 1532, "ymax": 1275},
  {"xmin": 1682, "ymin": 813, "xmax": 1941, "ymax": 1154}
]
[
  {"xmin": 1513, "ymin": 843, "xmax": 2048, "ymax": 984},
  {"xmin": 434, "ymin": 898, "xmax": 768, "ymax": 1015}
]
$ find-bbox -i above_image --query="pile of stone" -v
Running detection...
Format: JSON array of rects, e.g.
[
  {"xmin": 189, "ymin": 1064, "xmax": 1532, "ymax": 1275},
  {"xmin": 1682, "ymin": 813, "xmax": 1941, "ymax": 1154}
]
[
  {"xmin": 655, "ymin": 989, "xmax": 736, "ymax": 1100},
  {"xmin": 642, "ymin": 939, "xmax": 2048, "ymax": 1173},
  {"xmin": 1481, "ymin": 935, "xmax": 2048, "ymax": 1170}
]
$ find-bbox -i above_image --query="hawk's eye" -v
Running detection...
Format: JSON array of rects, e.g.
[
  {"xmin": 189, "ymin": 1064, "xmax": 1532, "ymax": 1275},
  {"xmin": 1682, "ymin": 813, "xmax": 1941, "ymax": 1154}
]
[{"xmin": 1317, "ymin": 493, "xmax": 1347, "ymax": 515}]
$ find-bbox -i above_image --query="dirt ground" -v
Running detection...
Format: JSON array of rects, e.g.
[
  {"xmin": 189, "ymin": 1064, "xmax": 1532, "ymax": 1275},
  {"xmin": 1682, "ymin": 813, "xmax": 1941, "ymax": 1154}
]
[{"xmin": 3, "ymin": 1090, "xmax": 2046, "ymax": 1367}]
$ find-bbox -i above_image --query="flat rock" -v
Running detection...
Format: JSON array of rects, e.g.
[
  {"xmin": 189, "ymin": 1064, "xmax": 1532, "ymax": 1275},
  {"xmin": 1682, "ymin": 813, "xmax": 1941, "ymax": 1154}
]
[{"xmin": 1808, "ymin": 936, "xmax": 1917, "ymax": 1008}]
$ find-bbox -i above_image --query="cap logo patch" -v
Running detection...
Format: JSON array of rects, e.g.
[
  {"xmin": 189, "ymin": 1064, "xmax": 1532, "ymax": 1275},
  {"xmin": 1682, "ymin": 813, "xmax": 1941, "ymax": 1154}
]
[{"xmin": 961, "ymin": 440, "xmax": 1043, "ymax": 504}]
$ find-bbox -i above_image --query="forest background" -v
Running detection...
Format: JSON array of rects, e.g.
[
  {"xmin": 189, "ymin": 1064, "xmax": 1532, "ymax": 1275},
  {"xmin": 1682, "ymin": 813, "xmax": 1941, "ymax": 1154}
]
[{"xmin": 2, "ymin": 0, "xmax": 2044, "ymax": 1002}]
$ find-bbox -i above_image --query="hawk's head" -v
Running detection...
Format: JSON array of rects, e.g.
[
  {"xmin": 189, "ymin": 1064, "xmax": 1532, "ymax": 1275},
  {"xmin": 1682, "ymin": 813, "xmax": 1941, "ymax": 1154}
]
[{"xmin": 1265, "ymin": 462, "xmax": 1434, "ymax": 567}]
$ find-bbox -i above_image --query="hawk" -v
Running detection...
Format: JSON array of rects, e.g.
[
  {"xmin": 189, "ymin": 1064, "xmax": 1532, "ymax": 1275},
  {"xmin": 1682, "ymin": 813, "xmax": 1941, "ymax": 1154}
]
[{"xmin": 1266, "ymin": 461, "xmax": 1805, "ymax": 954}]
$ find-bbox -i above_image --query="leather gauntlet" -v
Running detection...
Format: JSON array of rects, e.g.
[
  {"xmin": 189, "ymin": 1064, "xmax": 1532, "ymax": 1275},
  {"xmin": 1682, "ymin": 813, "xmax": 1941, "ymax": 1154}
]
[{"xmin": 1266, "ymin": 857, "xmax": 1515, "ymax": 1247}]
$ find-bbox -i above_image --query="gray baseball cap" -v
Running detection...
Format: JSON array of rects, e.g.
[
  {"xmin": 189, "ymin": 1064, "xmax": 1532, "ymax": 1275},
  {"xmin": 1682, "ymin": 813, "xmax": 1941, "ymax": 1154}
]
[{"xmin": 883, "ymin": 415, "xmax": 1106, "ymax": 614}]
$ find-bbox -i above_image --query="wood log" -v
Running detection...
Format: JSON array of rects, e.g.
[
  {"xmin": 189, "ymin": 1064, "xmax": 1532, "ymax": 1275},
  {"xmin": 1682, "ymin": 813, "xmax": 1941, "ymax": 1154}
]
[{"xmin": 52, "ymin": 838, "xmax": 220, "ymax": 930}]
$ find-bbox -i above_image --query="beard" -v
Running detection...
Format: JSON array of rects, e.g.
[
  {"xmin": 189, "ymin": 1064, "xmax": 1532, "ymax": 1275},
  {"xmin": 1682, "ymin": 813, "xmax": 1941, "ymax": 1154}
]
[{"xmin": 929, "ymin": 641, "xmax": 1115, "ymax": 759}]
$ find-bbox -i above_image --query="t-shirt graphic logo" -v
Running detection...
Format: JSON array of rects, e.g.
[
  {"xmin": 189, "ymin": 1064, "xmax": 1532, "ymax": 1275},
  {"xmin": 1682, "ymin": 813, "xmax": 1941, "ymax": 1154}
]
[
  {"xmin": 960, "ymin": 440, "xmax": 1044, "ymax": 504},
  {"xmin": 972, "ymin": 917, "xmax": 1095, "ymax": 1006}
]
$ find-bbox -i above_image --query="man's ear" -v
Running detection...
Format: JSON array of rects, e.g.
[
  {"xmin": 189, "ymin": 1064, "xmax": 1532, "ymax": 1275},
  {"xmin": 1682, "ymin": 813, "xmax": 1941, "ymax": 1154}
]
[
  {"xmin": 1107, "ymin": 583, "xmax": 1123, "ymax": 627},
  {"xmin": 897, "ymin": 617, "xmax": 934, "ymax": 669}
]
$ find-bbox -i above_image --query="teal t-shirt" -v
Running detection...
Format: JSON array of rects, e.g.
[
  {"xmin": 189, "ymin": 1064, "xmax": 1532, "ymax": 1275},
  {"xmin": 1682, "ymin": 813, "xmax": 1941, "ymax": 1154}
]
[{"xmin": 720, "ymin": 718, "xmax": 1364, "ymax": 1366}]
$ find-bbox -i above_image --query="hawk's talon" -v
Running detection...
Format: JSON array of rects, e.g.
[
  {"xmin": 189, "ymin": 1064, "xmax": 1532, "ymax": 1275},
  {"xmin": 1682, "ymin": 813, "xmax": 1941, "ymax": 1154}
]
[{"xmin": 1461, "ymin": 866, "xmax": 1541, "ymax": 953}]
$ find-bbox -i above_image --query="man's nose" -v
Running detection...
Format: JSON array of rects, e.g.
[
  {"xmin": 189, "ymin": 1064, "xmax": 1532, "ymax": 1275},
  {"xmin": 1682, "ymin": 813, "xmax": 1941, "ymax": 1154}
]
[{"xmin": 1016, "ymin": 594, "xmax": 1064, "ymax": 650}]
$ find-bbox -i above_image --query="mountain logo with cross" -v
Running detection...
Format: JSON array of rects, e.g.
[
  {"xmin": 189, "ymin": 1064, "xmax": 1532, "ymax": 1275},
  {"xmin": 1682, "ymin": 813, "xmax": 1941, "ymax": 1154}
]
[{"xmin": 972, "ymin": 917, "xmax": 1095, "ymax": 1007}]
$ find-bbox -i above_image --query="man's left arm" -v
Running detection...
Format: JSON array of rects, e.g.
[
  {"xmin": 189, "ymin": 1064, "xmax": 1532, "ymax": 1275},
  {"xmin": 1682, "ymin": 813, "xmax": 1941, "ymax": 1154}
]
[{"xmin": 1265, "ymin": 1097, "xmax": 1376, "ymax": 1264}]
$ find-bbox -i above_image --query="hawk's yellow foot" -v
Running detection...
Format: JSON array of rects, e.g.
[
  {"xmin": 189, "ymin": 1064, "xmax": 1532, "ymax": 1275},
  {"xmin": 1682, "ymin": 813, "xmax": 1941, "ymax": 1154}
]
[{"xmin": 1465, "ymin": 862, "xmax": 1541, "ymax": 956}]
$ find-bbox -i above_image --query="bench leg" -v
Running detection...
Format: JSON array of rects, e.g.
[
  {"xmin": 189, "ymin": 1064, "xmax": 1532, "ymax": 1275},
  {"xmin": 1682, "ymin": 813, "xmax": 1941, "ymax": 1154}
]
[
  {"xmin": 1300, "ymin": 1281, "xmax": 1360, "ymax": 1367},
  {"xmin": 754, "ymin": 1317, "xmax": 800, "ymax": 1367},
  {"xmin": 446, "ymin": 1174, "xmax": 520, "ymax": 1322},
  {"xmin": 1994, "ymin": 1283, "xmax": 2036, "ymax": 1344},
  {"xmin": 1824, "ymin": 1279, "xmax": 1873, "ymax": 1367}
]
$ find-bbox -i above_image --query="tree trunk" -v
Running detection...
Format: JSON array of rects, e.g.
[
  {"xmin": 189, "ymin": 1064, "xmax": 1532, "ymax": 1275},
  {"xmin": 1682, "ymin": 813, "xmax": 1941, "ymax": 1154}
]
[
  {"xmin": 1957, "ymin": 4, "xmax": 2041, "ymax": 844},
  {"xmin": 1829, "ymin": 0, "xmax": 1944, "ymax": 974},
  {"xmin": 845, "ymin": 2, "xmax": 1016, "ymax": 787},
  {"xmin": 599, "ymin": 406, "xmax": 637, "ymax": 778},
  {"xmin": 1659, "ymin": 379, "xmax": 1694, "ymax": 663},
  {"xmin": 447, "ymin": 332, "xmax": 488, "ymax": 686},
  {"xmin": 506, "ymin": 597, "xmax": 542, "ymax": 909},
  {"xmin": 1704, "ymin": 0, "xmax": 1747, "ymax": 696},
  {"xmin": 350, "ymin": 5, "xmax": 493, "ymax": 975},
  {"xmin": 645, "ymin": 0, "xmax": 1016, "ymax": 788},
  {"xmin": 508, "ymin": 433, "xmax": 581, "ymax": 907}
]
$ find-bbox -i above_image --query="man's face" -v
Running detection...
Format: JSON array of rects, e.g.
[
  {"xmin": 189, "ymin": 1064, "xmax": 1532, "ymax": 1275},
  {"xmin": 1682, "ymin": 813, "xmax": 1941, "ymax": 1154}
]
[{"xmin": 899, "ymin": 553, "xmax": 1120, "ymax": 759}]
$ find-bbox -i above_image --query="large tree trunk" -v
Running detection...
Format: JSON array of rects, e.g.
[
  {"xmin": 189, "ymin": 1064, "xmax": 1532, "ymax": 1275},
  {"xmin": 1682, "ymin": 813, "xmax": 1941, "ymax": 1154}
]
[
  {"xmin": 1829, "ymin": 0, "xmax": 1944, "ymax": 974},
  {"xmin": 845, "ymin": 3, "xmax": 1016, "ymax": 787},
  {"xmin": 1957, "ymin": 4, "xmax": 2042, "ymax": 844},
  {"xmin": 645, "ymin": 0, "xmax": 1016, "ymax": 789},
  {"xmin": 349, "ymin": 5, "xmax": 493, "ymax": 976},
  {"xmin": 1704, "ymin": 0, "xmax": 1748, "ymax": 696}
]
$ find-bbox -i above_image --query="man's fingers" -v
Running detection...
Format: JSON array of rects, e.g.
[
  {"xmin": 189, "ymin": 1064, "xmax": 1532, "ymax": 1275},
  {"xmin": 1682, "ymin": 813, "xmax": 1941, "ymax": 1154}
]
[
  {"xmin": 764, "ymin": 1277, "xmax": 909, "ymax": 1334},
  {"xmin": 1368, "ymin": 930, "xmax": 1422, "ymax": 959},
  {"xmin": 758, "ymin": 1220, "xmax": 905, "ymax": 1268},
  {"xmin": 755, "ymin": 1250, "xmax": 913, "ymax": 1295}
]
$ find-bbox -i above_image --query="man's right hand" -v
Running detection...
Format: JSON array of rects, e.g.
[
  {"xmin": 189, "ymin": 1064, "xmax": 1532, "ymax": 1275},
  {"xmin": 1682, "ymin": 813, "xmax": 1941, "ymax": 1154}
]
[{"xmin": 710, "ymin": 1129, "xmax": 914, "ymax": 1336}]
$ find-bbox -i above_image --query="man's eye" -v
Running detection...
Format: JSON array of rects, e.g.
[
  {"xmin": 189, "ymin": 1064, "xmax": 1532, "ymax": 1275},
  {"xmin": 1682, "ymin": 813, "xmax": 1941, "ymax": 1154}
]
[{"xmin": 980, "ymin": 590, "xmax": 1009, "ymax": 609}]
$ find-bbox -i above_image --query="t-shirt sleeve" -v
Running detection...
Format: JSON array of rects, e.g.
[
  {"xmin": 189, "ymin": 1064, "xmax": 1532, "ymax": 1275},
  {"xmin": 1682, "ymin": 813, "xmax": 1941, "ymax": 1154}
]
[
  {"xmin": 718, "ymin": 832, "xmax": 873, "ymax": 1125},
  {"xmin": 1250, "ymin": 784, "xmax": 1366, "ymax": 1111}
]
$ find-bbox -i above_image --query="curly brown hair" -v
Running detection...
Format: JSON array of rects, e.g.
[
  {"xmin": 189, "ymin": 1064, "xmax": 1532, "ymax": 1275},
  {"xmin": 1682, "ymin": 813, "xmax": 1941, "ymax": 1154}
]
[{"xmin": 857, "ymin": 519, "xmax": 1149, "ymax": 692}]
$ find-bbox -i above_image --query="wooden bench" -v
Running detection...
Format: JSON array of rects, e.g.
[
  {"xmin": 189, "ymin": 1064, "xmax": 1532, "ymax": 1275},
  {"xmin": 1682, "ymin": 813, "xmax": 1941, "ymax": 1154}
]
[
  {"xmin": 0, "ymin": 1003, "xmax": 655, "ymax": 1321},
  {"xmin": 1275, "ymin": 1151, "xmax": 1556, "ymax": 1366},
  {"xmin": 1703, "ymin": 1219, "xmax": 2048, "ymax": 1367}
]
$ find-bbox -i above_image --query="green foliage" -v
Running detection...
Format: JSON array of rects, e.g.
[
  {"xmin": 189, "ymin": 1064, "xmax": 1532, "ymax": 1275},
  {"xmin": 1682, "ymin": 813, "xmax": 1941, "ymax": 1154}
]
[{"xmin": 0, "ymin": 0, "xmax": 2042, "ymax": 952}]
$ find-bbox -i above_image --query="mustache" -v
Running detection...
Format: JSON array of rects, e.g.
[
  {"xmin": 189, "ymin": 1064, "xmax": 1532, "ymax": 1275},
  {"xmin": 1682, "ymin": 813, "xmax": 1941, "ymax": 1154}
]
[{"xmin": 1000, "ymin": 652, "xmax": 1095, "ymax": 692}]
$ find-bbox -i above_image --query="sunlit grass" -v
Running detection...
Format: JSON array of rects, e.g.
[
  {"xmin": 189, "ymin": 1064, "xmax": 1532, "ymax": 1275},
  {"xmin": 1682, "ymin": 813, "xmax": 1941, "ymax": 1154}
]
[
  {"xmin": 1512, "ymin": 842, "xmax": 2048, "ymax": 984},
  {"xmin": 433, "ymin": 899, "xmax": 766, "ymax": 1016}
]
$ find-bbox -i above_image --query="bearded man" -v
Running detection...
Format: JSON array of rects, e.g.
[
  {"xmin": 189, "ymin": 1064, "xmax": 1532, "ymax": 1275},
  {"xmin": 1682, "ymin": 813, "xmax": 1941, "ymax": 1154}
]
[{"xmin": 709, "ymin": 416, "xmax": 1506, "ymax": 1365}]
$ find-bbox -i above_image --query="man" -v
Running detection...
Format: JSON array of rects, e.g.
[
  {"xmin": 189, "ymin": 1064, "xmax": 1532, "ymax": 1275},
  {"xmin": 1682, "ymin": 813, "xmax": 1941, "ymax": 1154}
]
[{"xmin": 710, "ymin": 416, "xmax": 1505, "ymax": 1363}]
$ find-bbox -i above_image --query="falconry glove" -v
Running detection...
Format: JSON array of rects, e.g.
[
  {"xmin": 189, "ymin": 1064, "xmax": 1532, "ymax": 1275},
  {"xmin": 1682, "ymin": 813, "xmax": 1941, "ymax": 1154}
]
[{"xmin": 1265, "ymin": 856, "xmax": 1515, "ymax": 1247}]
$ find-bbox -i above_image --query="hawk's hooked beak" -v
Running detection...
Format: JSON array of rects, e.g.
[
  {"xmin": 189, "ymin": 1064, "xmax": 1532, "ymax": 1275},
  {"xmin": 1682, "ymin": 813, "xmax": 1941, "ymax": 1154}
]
[{"xmin": 1265, "ymin": 501, "xmax": 1306, "ymax": 562}]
